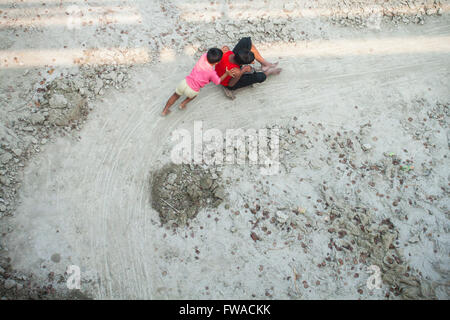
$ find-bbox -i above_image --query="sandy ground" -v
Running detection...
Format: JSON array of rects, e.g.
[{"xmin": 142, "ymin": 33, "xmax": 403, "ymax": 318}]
[{"xmin": 0, "ymin": 0, "xmax": 449, "ymax": 299}]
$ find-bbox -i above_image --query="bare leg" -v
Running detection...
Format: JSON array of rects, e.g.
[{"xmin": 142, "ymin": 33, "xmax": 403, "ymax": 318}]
[
  {"xmin": 251, "ymin": 44, "xmax": 278, "ymax": 71},
  {"xmin": 179, "ymin": 96, "xmax": 196, "ymax": 109},
  {"xmin": 162, "ymin": 92, "xmax": 180, "ymax": 116}
]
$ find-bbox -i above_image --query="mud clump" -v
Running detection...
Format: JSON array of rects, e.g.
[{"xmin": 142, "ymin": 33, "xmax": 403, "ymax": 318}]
[
  {"xmin": 150, "ymin": 164, "xmax": 226, "ymax": 226},
  {"xmin": 39, "ymin": 65, "xmax": 130, "ymax": 127},
  {"xmin": 42, "ymin": 81, "xmax": 88, "ymax": 127}
]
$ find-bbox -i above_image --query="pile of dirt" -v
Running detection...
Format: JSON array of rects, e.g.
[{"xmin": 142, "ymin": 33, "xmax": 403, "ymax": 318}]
[{"xmin": 150, "ymin": 163, "xmax": 226, "ymax": 226}]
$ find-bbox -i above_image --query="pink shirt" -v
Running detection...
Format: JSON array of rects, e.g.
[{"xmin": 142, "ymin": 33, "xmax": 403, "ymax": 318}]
[{"xmin": 185, "ymin": 53, "xmax": 221, "ymax": 92}]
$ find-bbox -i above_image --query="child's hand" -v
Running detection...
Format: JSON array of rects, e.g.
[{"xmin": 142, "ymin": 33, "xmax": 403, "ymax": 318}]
[
  {"xmin": 226, "ymin": 67, "xmax": 238, "ymax": 78},
  {"xmin": 241, "ymin": 65, "xmax": 252, "ymax": 73}
]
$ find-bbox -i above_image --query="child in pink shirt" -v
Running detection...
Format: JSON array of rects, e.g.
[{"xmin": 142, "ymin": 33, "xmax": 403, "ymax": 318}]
[{"xmin": 162, "ymin": 48, "xmax": 235, "ymax": 116}]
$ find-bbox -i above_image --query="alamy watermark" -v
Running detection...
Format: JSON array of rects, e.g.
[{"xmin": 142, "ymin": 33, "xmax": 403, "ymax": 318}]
[
  {"xmin": 170, "ymin": 121, "xmax": 280, "ymax": 175},
  {"xmin": 366, "ymin": 265, "xmax": 382, "ymax": 290},
  {"xmin": 66, "ymin": 5, "xmax": 83, "ymax": 30},
  {"xmin": 66, "ymin": 265, "xmax": 81, "ymax": 290},
  {"xmin": 366, "ymin": 5, "xmax": 383, "ymax": 31}
]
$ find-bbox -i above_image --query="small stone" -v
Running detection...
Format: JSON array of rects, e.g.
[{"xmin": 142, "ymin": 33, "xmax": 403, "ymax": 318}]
[
  {"xmin": 251, "ymin": 232, "xmax": 260, "ymax": 241},
  {"xmin": 103, "ymin": 71, "xmax": 117, "ymax": 82},
  {"xmin": 276, "ymin": 211, "xmax": 288, "ymax": 223},
  {"xmin": 0, "ymin": 152, "xmax": 13, "ymax": 164},
  {"xmin": 4, "ymin": 279, "xmax": 16, "ymax": 290},
  {"xmin": 0, "ymin": 176, "xmax": 10, "ymax": 186},
  {"xmin": 49, "ymin": 94, "xmax": 68, "ymax": 109},
  {"xmin": 200, "ymin": 177, "xmax": 213, "ymax": 189},
  {"xmin": 95, "ymin": 78, "xmax": 104, "ymax": 94},
  {"xmin": 167, "ymin": 173, "xmax": 177, "ymax": 184},
  {"xmin": 361, "ymin": 144, "xmax": 372, "ymax": 152},
  {"xmin": 214, "ymin": 187, "xmax": 226, "ymax": 199},
  {"xmin": 408, "ymin": 234, "xmax": 420, "ymax": 243},
  {"xmin": 29, "ymin": 113, "xmax": 46, "ymax": 125}
]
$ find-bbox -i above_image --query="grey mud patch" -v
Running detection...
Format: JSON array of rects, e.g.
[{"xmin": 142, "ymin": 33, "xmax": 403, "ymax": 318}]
[
  {"xmin": 50, "ymin": 253, "xmax": 61, "ymax": 263},
  {"xmin": 150, "ymin": 163, "xmax": 226, "ymax": 226}
]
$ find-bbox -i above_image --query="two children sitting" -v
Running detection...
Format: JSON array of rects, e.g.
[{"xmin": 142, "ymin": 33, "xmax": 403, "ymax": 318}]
[{"xmin": 162, "ymin": 37, "xmax": 282, "ymax": 116}]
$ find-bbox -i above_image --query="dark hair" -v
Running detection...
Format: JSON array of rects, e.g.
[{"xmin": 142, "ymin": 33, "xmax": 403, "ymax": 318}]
[
  {"xmin": 207, "ymin": 48, "xmax": 223, "ymax": 64},
  {"xmin": 234, "ymin": 48, "xmax": 255, "ymax": 65}
]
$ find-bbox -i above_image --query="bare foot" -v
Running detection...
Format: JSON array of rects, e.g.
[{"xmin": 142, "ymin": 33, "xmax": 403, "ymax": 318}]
[
  {"xmin": 161, "ymin": 109, "xmax": 171, "ymax": 116},
  {"xmin": 179, "ymin": 104, "xmax": 187, "ymax": 110},
  {"xmin": 223, "ymin": 86, "xmax": 236, "ymax": 100},
  {"xmin": 265, "ymin": 67, "xmax": 282, "ymax": 76},
  {"xmin": 262, "ymin": 61, "xmax": 279, "ymax": 72}
]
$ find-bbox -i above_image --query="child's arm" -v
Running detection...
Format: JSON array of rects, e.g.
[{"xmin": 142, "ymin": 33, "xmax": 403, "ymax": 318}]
[
  {"xmin": 227, "ymin": 65, "xmax": 251, "ymax": 87},
  {"xmin": 219, "ymin": 67, "xmax": 237, "ymax": 83},
  {"xmin": 211, "ymin": 67, "xmax": 237, "ymax": 85}
]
